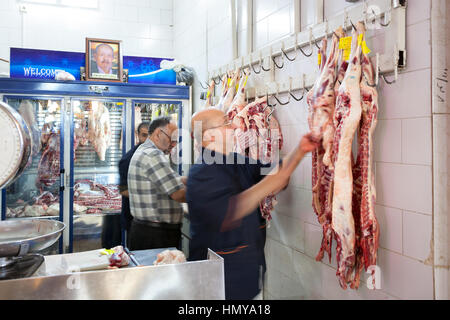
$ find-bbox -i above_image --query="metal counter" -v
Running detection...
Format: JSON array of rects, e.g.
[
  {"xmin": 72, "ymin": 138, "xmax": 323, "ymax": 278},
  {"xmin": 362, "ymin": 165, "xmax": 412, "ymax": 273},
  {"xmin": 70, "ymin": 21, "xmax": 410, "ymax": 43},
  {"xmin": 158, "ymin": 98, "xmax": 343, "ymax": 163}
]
[{"xmin": 0, "ymin": 248, "xmax": 224, "ymax": 300}]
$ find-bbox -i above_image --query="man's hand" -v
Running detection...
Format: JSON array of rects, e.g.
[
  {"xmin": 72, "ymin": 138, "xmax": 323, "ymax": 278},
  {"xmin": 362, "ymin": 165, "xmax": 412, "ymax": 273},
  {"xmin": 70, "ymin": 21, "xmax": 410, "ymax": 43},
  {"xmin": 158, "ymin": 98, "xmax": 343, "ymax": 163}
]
[
  {"xmin": 180, "ymin": 176, "xmax": 188, "ymax": 185},
  {"xmin": 299, "ymin": 133, "xmax": 321, "ymax": 153}
]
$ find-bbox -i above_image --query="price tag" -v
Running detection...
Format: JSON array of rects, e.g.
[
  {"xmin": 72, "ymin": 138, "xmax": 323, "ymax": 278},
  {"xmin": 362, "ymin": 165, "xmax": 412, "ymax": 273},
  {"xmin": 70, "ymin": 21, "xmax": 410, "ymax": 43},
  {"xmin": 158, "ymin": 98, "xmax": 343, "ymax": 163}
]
[
  {"xmin": 318, "ymin": 53, "xmax": 322, "ymax": 66},
  {"xmin": 339, "ymin": 36, "xmax": 352, "ymax": 50},
  {"xmin": 339, "ymin": 36, "xmax": 352, "ymax": 61},
  {"xmin": 358, "ymin": 34, "xmax": 371, "ymax": 55}
]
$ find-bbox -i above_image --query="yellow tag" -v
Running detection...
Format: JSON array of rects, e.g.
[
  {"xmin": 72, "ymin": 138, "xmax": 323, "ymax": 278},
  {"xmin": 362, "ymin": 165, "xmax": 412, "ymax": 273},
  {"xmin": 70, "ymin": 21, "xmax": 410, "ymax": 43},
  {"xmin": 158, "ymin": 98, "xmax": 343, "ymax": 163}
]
[
  {"xmin": 358, "ymin": 34, "xmax": 364, "ymax": 46},
  {"xmin": 206, "ymin": 90, "xmax": 211, "ymax": 98},
  {"xmin": 227, "ymin": 78, "xmax": 231, "ymax": 87},
  {"xmin": 339, "ymin": 36, "xmax": 352, "ymax": 50},
  {"xmin": 318, "ymin": 53, "xmax": 321, "ymax": 66},
  {"xmin": 362, "ymin": 41, "xmax": 371, "ymax": 54},
  {"xmin": 117, "ymin": 102, "xmax": 123, "ymax": 106},
  {"xmin": 243, "ymin": 75, "xmax": 248, "ymax": 88},
  {"xmin": 343, "ymin": 49, "xmax": 351, "ymax": 61},
  {"xmin": 100, "ymin": 249, "xmax": 115, "ymax": 255}
]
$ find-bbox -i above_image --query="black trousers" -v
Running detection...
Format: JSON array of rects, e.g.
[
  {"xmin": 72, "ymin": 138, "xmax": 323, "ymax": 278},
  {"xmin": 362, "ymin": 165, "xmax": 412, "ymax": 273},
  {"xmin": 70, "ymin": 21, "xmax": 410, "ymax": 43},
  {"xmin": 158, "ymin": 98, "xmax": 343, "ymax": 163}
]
[{"xmin": 128, "ymin": 219, "xmax": 182, "ymax": 251}]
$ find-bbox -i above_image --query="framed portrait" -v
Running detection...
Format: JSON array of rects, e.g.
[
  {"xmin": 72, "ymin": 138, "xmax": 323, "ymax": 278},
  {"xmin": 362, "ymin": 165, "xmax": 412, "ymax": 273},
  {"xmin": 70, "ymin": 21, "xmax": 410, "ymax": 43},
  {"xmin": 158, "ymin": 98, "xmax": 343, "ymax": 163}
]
[{"xmin": 85, "ymin": 38, "xmax": 123, "ymax": 82}]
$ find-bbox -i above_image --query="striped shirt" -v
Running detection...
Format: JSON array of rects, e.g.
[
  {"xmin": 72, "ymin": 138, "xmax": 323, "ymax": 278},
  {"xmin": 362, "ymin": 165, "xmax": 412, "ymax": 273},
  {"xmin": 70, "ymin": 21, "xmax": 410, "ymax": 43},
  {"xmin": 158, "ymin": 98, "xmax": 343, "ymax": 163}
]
[{"xmin": 128, "ymin": 139, "xmax": 184, "ymax": 224}]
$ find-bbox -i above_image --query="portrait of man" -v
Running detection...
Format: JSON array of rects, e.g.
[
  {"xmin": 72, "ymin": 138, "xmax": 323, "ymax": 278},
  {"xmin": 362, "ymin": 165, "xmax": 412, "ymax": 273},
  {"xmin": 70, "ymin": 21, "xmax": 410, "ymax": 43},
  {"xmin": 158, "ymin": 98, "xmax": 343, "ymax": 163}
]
[{"xmin": 86, "ymin": 38, "xmax": 122, "ymax": 82}]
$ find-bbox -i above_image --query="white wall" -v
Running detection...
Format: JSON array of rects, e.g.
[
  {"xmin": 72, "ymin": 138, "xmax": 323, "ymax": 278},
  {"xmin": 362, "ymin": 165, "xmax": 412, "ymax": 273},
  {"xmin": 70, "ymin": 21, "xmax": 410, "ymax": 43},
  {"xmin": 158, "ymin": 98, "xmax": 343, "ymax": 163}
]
[
  {"xmin": 0, "ymin": 0, "xmax": 175, "ymax": 75},
  {"xmin": 173, "ymin": 0, "xmax": 436, "ymax": 300}
]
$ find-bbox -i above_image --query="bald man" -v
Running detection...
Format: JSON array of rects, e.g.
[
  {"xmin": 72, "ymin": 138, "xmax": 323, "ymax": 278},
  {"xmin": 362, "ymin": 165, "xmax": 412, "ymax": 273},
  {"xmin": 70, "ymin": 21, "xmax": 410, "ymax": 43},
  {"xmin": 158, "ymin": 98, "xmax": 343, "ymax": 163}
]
[{"xmin": 186, "ymin": 108, "xmax": 319, "ymax": 300}]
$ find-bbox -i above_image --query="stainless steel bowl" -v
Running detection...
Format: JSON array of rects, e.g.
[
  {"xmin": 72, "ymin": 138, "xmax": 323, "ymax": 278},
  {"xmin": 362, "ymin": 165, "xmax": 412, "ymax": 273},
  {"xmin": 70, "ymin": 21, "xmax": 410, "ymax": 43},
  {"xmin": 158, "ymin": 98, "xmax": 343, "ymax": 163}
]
[{"xmin": 0, "ymin": 219, "xmax": 66, "ymax": 258}]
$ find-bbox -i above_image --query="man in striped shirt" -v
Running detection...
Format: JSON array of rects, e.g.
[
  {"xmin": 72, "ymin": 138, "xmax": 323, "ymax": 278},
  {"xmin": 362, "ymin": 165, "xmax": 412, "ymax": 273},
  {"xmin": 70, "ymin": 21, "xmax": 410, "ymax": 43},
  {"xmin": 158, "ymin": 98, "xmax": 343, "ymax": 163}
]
[{"xmin": 127, "ymin": 117, "xmax": 186, "ymax": 250}]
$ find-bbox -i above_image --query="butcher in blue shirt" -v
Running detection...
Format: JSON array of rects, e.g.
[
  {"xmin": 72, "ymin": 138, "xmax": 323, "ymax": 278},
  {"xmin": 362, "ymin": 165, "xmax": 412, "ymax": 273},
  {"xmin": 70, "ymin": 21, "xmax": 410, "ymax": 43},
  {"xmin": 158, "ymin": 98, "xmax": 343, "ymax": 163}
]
[{"xmin": 186, "ymin": 108, "xmax": 319, "ymax": 300}]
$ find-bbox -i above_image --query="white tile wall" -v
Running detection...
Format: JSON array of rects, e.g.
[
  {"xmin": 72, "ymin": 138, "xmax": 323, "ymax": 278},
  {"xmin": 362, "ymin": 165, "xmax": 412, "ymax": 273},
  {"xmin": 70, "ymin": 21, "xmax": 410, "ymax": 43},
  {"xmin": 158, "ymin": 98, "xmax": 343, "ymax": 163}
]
[
  {"xmin": 403, "ymin": 210, "xmax": 433, "ymax": 261},
  {"xmin": 171, "ymin": 0, "xmax": 436, "ymax": 301},
  {"xmin": 0, "ymin": 0, "xmax": 175, "ymax": 75}
]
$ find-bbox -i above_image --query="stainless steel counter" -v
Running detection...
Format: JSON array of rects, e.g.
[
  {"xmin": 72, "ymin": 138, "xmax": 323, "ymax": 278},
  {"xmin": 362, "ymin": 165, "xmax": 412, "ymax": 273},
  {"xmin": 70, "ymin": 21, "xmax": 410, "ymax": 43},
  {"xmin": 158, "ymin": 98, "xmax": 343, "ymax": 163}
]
[{"xmin": 0, "ymin": 248, "xmax": 224, "ymax": 300}]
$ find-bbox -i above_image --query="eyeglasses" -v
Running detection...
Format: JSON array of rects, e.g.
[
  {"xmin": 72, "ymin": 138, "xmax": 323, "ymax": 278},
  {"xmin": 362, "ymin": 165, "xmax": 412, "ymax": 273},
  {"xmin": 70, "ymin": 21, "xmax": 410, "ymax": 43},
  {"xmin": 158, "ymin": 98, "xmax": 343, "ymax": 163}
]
[{"xmin": 160, "ymin": 129, "xmax": 178, "ymax": 144}]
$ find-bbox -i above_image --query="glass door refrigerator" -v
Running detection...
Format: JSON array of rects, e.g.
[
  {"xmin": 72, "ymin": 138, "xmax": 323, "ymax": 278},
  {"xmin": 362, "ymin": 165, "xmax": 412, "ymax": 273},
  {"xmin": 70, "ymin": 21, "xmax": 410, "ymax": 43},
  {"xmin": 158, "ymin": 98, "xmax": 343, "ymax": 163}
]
[
  {"xmin": 1, "ymin": 96, "xmax": 65, "ymax": 255},
  {"xmin": 0, "ymin": 78, "xmax": 191, "ymax": 254}
]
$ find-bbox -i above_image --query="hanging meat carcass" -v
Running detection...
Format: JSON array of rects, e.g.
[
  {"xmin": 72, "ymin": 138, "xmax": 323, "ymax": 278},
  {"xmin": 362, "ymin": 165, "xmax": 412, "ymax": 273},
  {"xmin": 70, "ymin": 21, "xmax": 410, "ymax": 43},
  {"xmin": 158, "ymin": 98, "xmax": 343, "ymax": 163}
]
[
  {"xmin": 350, "ymin": 23, "xmax": 380, "ymax": 289},
  {"xmin": 87, "ymin": 101, "xmax": 112, "ymax": 161},
  {"xmin": 36, "ymin": 132, "xmax": 60, "ymax": 192},
  {"xmin": 307, "ymin": 28, "xmax": 344, "ymax": 263},
  {"xmin": 331, "ymin": 26, "xmax": 363, "ymax": 289},
  {"xmin": 134, "ymin": 106, "xmax": 143, "ymax": 145}
]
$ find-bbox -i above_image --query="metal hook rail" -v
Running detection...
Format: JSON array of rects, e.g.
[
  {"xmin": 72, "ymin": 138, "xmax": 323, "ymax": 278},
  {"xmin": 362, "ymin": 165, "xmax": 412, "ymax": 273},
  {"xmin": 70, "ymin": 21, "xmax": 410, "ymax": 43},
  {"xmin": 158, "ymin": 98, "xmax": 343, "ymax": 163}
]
[{"xmin": 208, "ymin": 0, "xmax": 406, "ymax": 104}]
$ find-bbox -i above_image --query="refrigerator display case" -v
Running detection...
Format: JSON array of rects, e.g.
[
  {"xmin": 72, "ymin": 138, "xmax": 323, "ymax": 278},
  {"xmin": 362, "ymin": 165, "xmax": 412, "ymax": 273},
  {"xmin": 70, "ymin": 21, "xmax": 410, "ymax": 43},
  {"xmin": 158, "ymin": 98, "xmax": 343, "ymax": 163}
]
[
  {"xmin": 1, "ymin": 96, "xmax": 65, "ymax": 255},
  {"xmin": 0, "ymin": 78, "xmax": 191, "ymax": 254}
]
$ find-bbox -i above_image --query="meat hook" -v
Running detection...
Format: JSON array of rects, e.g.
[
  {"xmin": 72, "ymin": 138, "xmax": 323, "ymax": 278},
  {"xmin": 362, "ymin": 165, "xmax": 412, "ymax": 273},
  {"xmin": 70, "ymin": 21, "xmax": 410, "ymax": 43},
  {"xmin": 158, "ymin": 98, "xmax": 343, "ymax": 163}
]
[
  {"xmin": 272, "ymin": 84, "xmax": 290, "ymax": 105},
  {"xmin": 381, "ymin": 48, "xmax": 399, "ymax": 85},
  {"xmin": 272, "ymin": 53, "xmax": 284, "ymax": 69},
  {"xmin": 289, "ymin": 75, "xmax": 306, "ymax": 101},
  {"xmin": 212, "ymin": 76, "xmax": 221, "ymax": 85},
  {"xmin": 364, "ymin": 53, "xmax": 380, "ymax": 88},
  {"xmin": 250, "ymin": 52, "xmax": 262, "ymax": 74},
  {"xmin": 199, "ymin": 81, "xmax": 209, "ymax": 90},
  {"xmin": 373, "ymin": 7, "xmax": 391, "ymax": 27},
  {"xmin": 261, "ymin": 55, "xmax": 272, "ymax": 72},
  {"xmin": 281, "ymin": 39, "xmax": 298, "ymax": 61}
]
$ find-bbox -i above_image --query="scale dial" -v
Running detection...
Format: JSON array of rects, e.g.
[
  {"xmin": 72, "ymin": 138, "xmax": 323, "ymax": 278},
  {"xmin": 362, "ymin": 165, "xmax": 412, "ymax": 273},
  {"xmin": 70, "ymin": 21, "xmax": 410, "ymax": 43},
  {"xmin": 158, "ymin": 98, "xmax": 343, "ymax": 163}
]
[{"xmin": 0, "ymin": 101, "xmax": 31, "ymax": 189}]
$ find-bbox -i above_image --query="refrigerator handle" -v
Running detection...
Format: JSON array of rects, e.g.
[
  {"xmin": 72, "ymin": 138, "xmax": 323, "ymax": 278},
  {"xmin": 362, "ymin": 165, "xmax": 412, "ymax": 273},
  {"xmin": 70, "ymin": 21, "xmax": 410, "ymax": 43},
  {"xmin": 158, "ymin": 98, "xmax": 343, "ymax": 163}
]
[{"xmin": 60, "ymin": 169, "xmax": 65, "ymax": 191}]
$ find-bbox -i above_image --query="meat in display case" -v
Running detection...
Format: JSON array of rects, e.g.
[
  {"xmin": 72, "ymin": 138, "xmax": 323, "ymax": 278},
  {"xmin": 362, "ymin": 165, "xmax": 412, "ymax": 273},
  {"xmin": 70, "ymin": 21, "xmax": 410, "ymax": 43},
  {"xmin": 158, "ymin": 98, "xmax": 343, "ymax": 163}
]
[
  {"xmin": 71, "ymin": 99, "xmax": 125, "ymax": 252},
  {"xmin": 132, "ymin": 101, "xmax": 182, "ymax": 173},
  {"xmin": 1, "ymin": 97, "xmax": 64, "ymax": 255}
]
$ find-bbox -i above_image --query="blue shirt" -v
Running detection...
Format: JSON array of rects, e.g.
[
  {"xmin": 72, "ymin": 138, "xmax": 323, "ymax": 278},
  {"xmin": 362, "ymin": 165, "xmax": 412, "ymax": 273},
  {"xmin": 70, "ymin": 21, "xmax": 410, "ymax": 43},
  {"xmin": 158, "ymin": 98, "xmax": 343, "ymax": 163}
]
[
  {"xmin": 186, "ymin": 148, "xmax": 277, "ymax": 299},
  {"xmin": 118, "ymin": 144, "xmax": 140, "ymax": 231}
]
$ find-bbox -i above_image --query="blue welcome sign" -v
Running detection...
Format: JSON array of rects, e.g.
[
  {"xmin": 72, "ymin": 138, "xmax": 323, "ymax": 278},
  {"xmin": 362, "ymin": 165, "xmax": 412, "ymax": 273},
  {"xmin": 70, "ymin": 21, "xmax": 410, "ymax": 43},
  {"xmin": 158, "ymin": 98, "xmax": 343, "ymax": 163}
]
[
  {"xmin": 10, "ymin": 47, "xmax": 85, "ymax": 80},
  {"xmin": 10, "ymin": 47, "xmax": 176, "ymax": 85}
]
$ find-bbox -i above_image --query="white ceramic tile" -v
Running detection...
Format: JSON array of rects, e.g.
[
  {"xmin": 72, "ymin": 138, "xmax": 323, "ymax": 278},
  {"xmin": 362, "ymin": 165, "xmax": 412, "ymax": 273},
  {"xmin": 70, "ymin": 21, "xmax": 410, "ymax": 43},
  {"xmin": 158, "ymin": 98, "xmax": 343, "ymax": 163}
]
[
  {"xmin": 269, "ymin": 211, "xmax": 305, "ymax": 253},
  {"xmin": 160, "ymin": 9, "xmax": 172, "ymax": 26},
  {"xmin": 267, "ymin": 6, "xmax": 291, "ymax": 43},
  {"xmin": 403, "ymin": 211, "xmax": 433, "ymax": 261},
  {"xmin": 376, "ymin": 162, "xmax": 432, "ymax": 214},
  {"xmin": 405, "ymin": 20, "xmax": 431, "ymax": 72},
  {"xmin": 150, "ymin": 24, "xmax": 173, "ymax": 40},
  {"xmin": 150, "ymin": 0, "xmax": 172, "ymax": 11},
  {"xmin": 373, "ymin": 119, "xmax": 402, "ymax": 163},
  {"xmin": 406, "ymin": 0, "xmax": 431, "ymax": 26},
  {"xmin": 402, "ymin": 117, "xmax": 432, "ymax": 165},
  {"xmin": 291, "ymin": 251, "xmax": 323, "ymax": 299},
  {"xmin": 377, "ymin": 68, "xmax": 431, "ymax": 120},
  {"xmin": 264, "ymin": 266, "xmax": 282, "ymax": 298},
  {"xmin": 254, "ymin": 17, "xmax": 269, "ymax": 50},
  {"xmin": 265, "ymin": 238, "xmax": 294, "ymax": 278},
  {"xmin": 378, "ymin": 248, "xmax": 434, "ymax": 299},
  {"xmin": 301, "ymin": 0, "xmax": 317, "ymax": 30},
  {"xmin": 254, "ymin": 0, "xmax": 278, "ymax": 22},
  {"xmin": 375, "ymin": 205, "xmax": 402, "ymax": 254},
  {"xmin": 303, "ymin": 222, "xmax": 323, "ymax": 260},
  {"xmin": 138, "ymin": 8, "xmax": 161, "ymax": 24}
]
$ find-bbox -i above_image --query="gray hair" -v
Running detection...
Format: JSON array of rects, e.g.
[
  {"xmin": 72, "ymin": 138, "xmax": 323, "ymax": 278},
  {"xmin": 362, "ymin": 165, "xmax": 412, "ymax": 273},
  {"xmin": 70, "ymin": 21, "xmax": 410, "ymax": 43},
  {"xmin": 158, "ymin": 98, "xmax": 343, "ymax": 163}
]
[{"xmin": 149, "ymin": 116, "xmax": 172, "ymax": 135}]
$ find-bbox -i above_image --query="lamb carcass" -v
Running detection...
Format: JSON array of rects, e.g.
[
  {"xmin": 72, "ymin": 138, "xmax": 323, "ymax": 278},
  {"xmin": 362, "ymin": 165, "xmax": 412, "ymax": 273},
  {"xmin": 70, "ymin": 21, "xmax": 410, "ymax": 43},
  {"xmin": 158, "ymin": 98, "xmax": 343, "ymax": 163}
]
[
  {"xmin": 331, "ymin": 26, "xmax": 363, "ymax": 289},
  {"xmin": 87, "ymin": 101, "xmax": 112, "ymax": 161},
  {"xmin": 307, "ymin": 31, "xmax": 339, "ymax": 263},
  {"xmin": 350, "ymin": 25, "xmax": 380, "ymax": 289}
]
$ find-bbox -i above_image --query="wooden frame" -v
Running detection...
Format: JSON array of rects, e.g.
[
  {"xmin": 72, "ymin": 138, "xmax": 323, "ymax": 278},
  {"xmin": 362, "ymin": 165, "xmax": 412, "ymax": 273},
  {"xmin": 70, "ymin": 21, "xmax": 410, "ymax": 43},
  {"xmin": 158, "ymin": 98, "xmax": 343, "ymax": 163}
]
[{"xmin": 85, "ymin": 38, "xmax": 123, "ymax": 82}]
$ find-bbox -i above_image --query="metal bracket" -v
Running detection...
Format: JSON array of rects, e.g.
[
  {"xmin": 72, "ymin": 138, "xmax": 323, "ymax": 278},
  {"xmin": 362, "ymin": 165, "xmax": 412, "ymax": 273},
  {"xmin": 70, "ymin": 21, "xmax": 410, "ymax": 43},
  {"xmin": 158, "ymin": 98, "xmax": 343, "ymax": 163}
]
[{"xmin": 88, "ymin": 85, "xmax": 109, "ymax": 94}]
